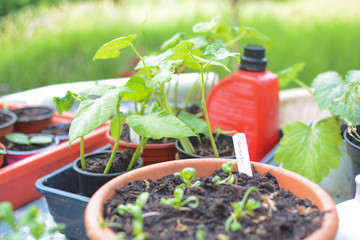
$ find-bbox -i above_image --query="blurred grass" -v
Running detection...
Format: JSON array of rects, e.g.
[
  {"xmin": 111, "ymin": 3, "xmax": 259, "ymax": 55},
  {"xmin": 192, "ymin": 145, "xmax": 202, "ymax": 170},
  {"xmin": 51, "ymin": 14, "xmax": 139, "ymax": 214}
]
[{"xmin": 1, "ymin": 0, "xmax": 360, "ymax": 95}]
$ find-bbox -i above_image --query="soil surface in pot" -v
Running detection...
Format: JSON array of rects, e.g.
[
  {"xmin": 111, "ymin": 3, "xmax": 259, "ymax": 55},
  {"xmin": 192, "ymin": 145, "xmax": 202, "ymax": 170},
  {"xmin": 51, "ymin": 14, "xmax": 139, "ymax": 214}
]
[
  {"xmin": 194, "ymin": 135, "xmax": 235, "ymax": 157},
  {"xmin": 41, "ymin": 123, "xmax": 70, "ymax": 136},
  {"xmin": 13, "ymin": 107, "xmax": 52, "ymax": 122},
  {"xmin": 185, "ymin": 105, "xmax": 202, "ymax": 115},
  {"xmin": 0, "ymin": 113, "xmax": 11, "ymax": 125},
  {"xmin": 84, "ymin": 149, "xmax": 134, "ymax": 174},
  {"xmin": 121, "ymin": 124, "xmax": 176, "ymax": 144},
  {"xmin": 2, "ymin": 138, "xmax": 55, "ymax": 151},
  {"xmin": 103, "ymin": 169, "xmax": 323, "ymax": 240}
]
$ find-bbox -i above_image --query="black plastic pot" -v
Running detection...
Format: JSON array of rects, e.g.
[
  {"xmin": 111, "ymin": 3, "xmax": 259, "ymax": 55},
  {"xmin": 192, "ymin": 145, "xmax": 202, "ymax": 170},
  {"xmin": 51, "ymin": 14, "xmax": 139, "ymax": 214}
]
[
  {"xmin": 175, "ymin": 134, "xmax": 235, "ymax": 159},
  {"xmin": 343, "ymin": 129, "xmax": 360, "ymax": 195},
  {"xmin": 73, "ymin": 151, "xmax": 144, "ymax": 197}
]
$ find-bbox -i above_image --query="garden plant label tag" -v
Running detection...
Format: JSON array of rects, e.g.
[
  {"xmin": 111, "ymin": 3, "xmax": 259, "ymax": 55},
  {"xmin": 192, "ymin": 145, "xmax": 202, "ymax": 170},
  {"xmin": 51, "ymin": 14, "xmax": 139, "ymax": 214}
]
[
  {"xmin": 233, "ymin": 133, "xmax": 253, "ymax": 176},
  {"xmin": 129, "ymin": 126, "xmax": 140, "ymax": 144}
]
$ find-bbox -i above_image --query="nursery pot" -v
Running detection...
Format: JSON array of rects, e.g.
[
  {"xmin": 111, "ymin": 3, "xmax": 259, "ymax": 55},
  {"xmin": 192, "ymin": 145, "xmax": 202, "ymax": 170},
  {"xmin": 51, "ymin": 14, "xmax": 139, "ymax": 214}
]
[
  {"xmin": 41, "ymin": 122, "xmax": 71, "ymax": 143},
  {"xmin": 175, "ymin": 134, "xmax": 236, "ymax": 159},
  {"xmin": 73, "ymin": 151, "xmax": 144, "ymax": 197},
  {"xmin": 12, "ymin": 106, "xmax": 55, "ymax": 134},
  {"xmin": 0, "ymin": 142, "xmax": 5, "ymax": 168},
  {"xmin": 0, "ymin": 110, "xmax": 17, "ymax": 141},
  {"xmin": 85, "ymin": 158, "xmax": 338, "ymax": 240},
  {"xmin": 343, "ymin": 128, "xmax": 360, "ymax": 195},
  {"xmin": 5, "ymin": 134, "xmax": 59, "ymax": 165},
  {"xmin": 105, "ymin": 129, "xmax": 176, "ymax": 166}
]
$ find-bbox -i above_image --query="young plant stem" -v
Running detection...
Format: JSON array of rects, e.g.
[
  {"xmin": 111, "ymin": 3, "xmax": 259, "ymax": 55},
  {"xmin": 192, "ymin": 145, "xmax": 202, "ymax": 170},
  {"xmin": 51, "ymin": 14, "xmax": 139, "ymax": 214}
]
[
  {"xmin": 292, "ymin": 77, "xmax": 313, "ymax": 95},
  {"xmin": 173, "ymin": 75, "xmax": 179, "ymax": 113},
  {"xmin": 127, "ymin": 136, "xmax": 149, "ymax": 170},
  {"xmin": 80, "ymin": 136, "xmax": 85, "ymax": 169}
]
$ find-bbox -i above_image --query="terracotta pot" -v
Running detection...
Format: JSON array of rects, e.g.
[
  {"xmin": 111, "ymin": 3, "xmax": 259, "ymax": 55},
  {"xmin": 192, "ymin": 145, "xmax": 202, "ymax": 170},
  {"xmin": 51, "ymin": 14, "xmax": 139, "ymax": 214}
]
[
  {"xmin": 12, "ymin": 106, "xmax": 55, "ymax": 134},
  {"xmin": 0, "ymin": 142, "xmax": 5, "ymax": 167},
  {"xmin": 105, "ymin": 129, "xmax": 176, "ymax": 166},
  {"xmin": 0, "ymin": 110, "xmax": 17, "ymax": 141},
  {"xmin": 85, "ymin": 158, "xmax": 338, "ymax": 240}
]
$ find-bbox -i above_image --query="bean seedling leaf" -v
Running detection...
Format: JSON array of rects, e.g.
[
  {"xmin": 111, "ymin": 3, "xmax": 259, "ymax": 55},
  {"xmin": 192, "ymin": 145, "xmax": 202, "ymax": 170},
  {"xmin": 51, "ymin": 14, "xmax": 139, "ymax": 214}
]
[
  {"xmin": 161, "ymin": 33, "xmax": 185, "ymax": 51},
  {"xmin": 30, "ymin": 135, "xmax": 53, "ymax": 145},
  {"xmin": 5, "ymin": 133, "xmax": 29, "ymax": 145},
  {"xmin": 277, "ymin": 62, "xmax": 306, "ymax": 88},
  {"xmin": 135, "ymin": 49, "xmax": 173, "ymax": 70},
  {"xmin": 204, "ymin": 43, "xmax": 240, "ymax": 63},
  {"xmin": 53, "ymin": 90, "xmax": 76, "ymax": 115},
  {"xmin": 93, "ymin": 34, "xmax": 136, "ymax": 60},
  {"xmin": 0, "ymin": 202, "xmax": 15, "ymax": 228},
  {"xmin": 122, "ymin": 75, "xmax": 152, "ymax": 102},
  {"xmin": 178, "ymin": 111, "xmax": 208, "ymax": 135}
]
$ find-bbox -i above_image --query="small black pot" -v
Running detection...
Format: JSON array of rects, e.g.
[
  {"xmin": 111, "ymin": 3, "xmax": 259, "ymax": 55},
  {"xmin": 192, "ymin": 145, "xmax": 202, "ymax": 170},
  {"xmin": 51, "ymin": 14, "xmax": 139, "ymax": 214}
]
[
  {"xmin": 175, "ymin": 134, "xmax": 235, "ymax": 159},
  {"xmin": 344, "ymin": 128, "xmax": 360, "ymax": 195},
  {"xmin": 73, "ymin": 151, "xmax": 143, "ymax": 197}
]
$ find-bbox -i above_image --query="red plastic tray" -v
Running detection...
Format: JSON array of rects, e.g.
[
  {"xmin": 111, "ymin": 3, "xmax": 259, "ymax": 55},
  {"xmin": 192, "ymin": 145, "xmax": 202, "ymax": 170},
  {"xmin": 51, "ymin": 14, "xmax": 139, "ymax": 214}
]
[{"xmin": 0, "ymin": 102, "xmax": 109, "ymax": 209}]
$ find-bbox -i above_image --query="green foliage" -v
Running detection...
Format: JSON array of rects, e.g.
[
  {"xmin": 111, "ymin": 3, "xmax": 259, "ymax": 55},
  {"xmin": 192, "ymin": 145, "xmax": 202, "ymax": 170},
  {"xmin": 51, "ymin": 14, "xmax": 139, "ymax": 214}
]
[
  {"xmin": 213, "ymin": 161, "xmax": 238, "ymax": 185},
  {"xmin": 160, "ymin": 187, "xmax": 199, "ymax": 210},
  {"xmin": 174, "ymin": 167, "xmax": 201, "ymax": 189},
  {"xmin": 178, "ymin": 111, "xmax": 208, "ymax": 136},
  {"xmin": 93, "ymin": 34, "xmax": 137, "ymax": 61},
  {"xmin": 225, "ymin": 187, "xmax": 260, "ymax": 232},
  {"xmin": 5, "ymin": 133, "xmax": 53, "ymax": 145}
]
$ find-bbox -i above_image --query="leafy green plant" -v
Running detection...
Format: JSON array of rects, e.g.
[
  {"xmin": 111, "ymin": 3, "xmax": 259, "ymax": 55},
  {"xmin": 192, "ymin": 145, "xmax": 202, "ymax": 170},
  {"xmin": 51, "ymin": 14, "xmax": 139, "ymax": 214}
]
[
  {"xmin": 160, "ymin": 187, "xmax": 199, "ymax": 210},
  {"xmin": 213, "ymin": 161, "xmax": 237, "ymax": 185},
  {"xmin": 225, "ymin": 186, "xmax": 260, "ymax": 232},
  {"xmin": 117, "ymin": 192, "xmax": 150, "ymax": 240},
  {"xmin": 0, "ymin": 201, "xmax": 65, "ymax": 240},
  {"xmin": 5, "ymin": 133, "xmax": 53, "ymax": 146},
  {"xmin": 174, "ymin": 167, "xmax": 201, "ymax": 189},
  {"xmin": 275, "ymin": 64, "xmax": 360, "ymax": 183},
  {"xmin": 196, "ymin": 224, "xmax": 206, "ymax": 240}
]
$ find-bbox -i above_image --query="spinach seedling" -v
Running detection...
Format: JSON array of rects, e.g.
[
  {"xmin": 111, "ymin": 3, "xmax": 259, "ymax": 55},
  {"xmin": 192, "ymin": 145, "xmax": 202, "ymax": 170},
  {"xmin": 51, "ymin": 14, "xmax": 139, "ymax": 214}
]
[
  {"xmin": 0, "ymin": 201, "xmax": 65, "ymax": 239},
  {"xmin": 196, "ymin": 224, "xmax": 206, "ymax": 240},
  {"xmin": 5, "ymin": 133, "xmax": 53, "ymax": 145},
  {"xmin": 160, "ymin": 187, "xmax": 199, "ymax": 210},
  {"xmin": 225, "ymin": 186, "xmax": 260, "ymax": 232},
  {"xmin": 117, "ymin": 192, "xmax": 149, "ymax": 240},
  {"xmin": 174, "ymin": 167, "xmax": 201, "ymax": 189},
  {"xmin": 213, "ymin": 161, "xmax": 237, "ymax": 185}
]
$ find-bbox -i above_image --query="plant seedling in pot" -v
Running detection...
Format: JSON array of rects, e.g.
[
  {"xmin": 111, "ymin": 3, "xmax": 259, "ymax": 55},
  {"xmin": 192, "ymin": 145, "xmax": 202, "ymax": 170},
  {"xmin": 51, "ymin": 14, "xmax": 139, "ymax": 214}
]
[
  {"xmin": 160, "ymin": 187, "xmax": 199, "ymax": 210},
  {"xmin": 5, "ymin": 133, "xmax": 53, "ymax": 146},
  {"xmin": 173, "ymin": 167, "xmax": 201, "ymax": 189}
]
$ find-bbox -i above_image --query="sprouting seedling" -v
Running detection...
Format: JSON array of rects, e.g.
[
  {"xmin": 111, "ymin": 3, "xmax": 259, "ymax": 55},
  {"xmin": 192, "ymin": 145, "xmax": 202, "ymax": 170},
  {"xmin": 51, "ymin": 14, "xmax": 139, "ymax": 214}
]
[
  {"xmin": 214, "ymin": 126, "xmax": 237, "ymax": 138},
  {"xmin": 196, "ymin": 224, "xmax": 206, "ymax": 240},
  {"xmin": 225, "ymin": 186, "xmax": 260, "ymax": 232},
  {"xmin": 0, "ymin": 201, "xmax": 65, "ymax": 239},
  {"xmin": 5, "ymin": 133, "xmax": 53, "ymax": 146},
  {"xmin": 213, "ymin": 161, "xmax": 237, "ymax": 185},
  {"xmin": 117, "ymin": 192, "xmax": 149, "ymax": 240},
  {"xmin": 160, "ymin": 187, "xmax": 199, "ymax": 210},
  {"xmin": 174, "ymin": 167, "xmax": 201, "ymax": 189}
]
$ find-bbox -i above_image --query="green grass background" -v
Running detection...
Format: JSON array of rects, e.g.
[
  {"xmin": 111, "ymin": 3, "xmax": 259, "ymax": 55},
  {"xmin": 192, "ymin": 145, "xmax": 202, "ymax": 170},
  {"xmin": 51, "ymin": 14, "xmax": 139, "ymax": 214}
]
[{"xmin": 1, "ymin": 0, "xmax": 359, "ymax": 95}]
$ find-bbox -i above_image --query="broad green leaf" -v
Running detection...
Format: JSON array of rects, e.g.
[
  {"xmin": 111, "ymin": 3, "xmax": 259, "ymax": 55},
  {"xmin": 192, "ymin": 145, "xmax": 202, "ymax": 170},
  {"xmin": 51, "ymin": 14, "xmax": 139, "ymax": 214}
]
[
  {"xmin": 161, "ymin": 33, "xmax": 185, "ymax": 51},
  {"xmin": 312, "ymin": 71, "xmax": 345, "ymax": 110},
  {"xmin": 178, "ymin": 111, "xmax": 208, "ymax": 135},
  {"xmin": 93, "ymin": 34, "xmax": 136, "ymax": 60},
  {"xmin": 69, "ymin": 88, "xmax": 120, "ymax": 144},
  {"xmin": 192, "ymin": 15, "xmax": 222, "ymax": 33},
  {"xmin": 277, "ymin": 62, "xmax": 306, "ymax": 88},
  {"xmin": 204, "ymin": 43, "xmax": 240, "ymax": 63},
  {"xmin": 237, "ymin": 27, "xmax": 271, "ymax": 50},
  {"xmin": 274, "ymin": 120, "xmax": 342, "ymax": 183},
  {"xmin": 342, "ymin": 70, "xmax": 360, "ymax": 105},
  {"xmin": 83, "ymin": 84, "xmax": 116, "ymax": 97},
  {"xmin": 0, "ymin": 202, "xmax": 15, "ymax": 228},
  {"xmin": 187, "ymin": 36, "xmax": 208, "ymax": 50},
  {"xmin": 168, "ymin": 41, "xmax": 200, "ymax": 69},
  {"xmin": 126, "ymin": 112, "xmax": 196, "ymax": 139},
  {"xmin": 53, "ymin": 90, "xmax": 76, "ymax": 114},
  {"xmin": 122, "ymin": 76, "xmax": 152, "ymax": 102},
  {"xmin": 30, "ymin": 136, "xmax": 53, "ymax": 145},
  {"xmin": 135, "ymin": 49, "xmax": 173, "ymax": 70},
  {"xmin": 151, "ymin": 60, "xmax": 183, "ymax": 86},
  {"xmin": 110, "ymin": 114, "xmax": 123, "ymax": 140},
  {"xmin": 193, "ymin": 55, "xmax": 230, "ymax": 72},
  {"xmin": 18, "ymin": 206, "xmax": 45, "ymax": 239},
  {"xmin": 330, "ymin": 99, "xmax": 360, "ymax": 125},
  {"xmin": 5, "ymin": 133, "xmax": 29, "ymax": 145}
]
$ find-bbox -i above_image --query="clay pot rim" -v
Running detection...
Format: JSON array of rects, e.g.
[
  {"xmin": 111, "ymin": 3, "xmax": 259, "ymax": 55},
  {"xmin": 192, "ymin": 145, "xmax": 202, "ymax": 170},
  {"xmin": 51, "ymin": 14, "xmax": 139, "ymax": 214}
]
[
  {"xmin": 85, "ymin": 158, "xmax": 338, "ymax": 240},
  {"xmin": 12, "ymin": 106, "xmax": 55, "ymax": 123},
  {"xmin": 105, "ymin": 129, "xmax": 176, "ymax": 149},
  {"xmin": 5, "ymin": 134, "xmax": 59, "ymax": 155},
  {"xmin": 72, "ymin": 150, "xmax": 144, "ymax": 177},
  {"xmin": 0, "ymin": 110, "xmax": 17, "ymax": 129}
]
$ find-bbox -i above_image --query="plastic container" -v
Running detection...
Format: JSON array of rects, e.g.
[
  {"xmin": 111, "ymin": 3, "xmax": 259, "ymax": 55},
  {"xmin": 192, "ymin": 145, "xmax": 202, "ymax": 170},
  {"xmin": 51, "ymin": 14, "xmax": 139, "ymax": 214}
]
[{"xmin": 206, "ymin": 45, "xmax": 279, "ymax": 162}]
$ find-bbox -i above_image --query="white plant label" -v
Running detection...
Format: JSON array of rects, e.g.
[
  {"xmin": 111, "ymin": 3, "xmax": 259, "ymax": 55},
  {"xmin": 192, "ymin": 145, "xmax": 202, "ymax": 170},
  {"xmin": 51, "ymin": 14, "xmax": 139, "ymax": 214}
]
[
  {"xmin": 232, "ymin": 133, "xmax": 253, "ymax": 176},
  {"xmin": 129, "ymin": 127, "xmax": 140, "ymax": 144}
]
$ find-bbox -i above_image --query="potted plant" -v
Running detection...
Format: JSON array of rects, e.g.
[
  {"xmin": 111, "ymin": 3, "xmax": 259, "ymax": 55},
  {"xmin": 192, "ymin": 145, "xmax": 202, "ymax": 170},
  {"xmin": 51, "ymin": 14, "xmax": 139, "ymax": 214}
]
[
  {"xmin": 0, "ymin": 109, "xmax": 17, "ymax": 141},
  {"xmin": 12, "ymin": 106, "xmax": 55, "ymax": 134},
  {"xmin": 84, "ymin": 158, "xmax": 338, "ymax": 239},
  {"xmin": 274, "ymin": 64, "xmax": 360, "ymax": 196}
]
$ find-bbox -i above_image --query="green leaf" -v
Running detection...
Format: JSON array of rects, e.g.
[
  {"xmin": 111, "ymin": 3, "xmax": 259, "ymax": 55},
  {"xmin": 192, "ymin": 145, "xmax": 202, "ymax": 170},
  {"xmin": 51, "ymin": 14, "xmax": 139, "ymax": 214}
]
[
  {"xmin": 135, "ymin": 192, "xmax": 150, "ymax": 208},
  {"xmin": 330, "ymin": 99, "xmax": 360, "ymax": 125},
  {"xmin": 151, "ymin": 60, "xmax": 183, "ymax": 86},
  {"xmin": 168, "ymin": 41, "xmax": 200, "ymax": 69},
  {"xmin": 178, "ymin": 111, "xmax": 208, "ymax": 135},
  {"xmin": 274, "ymin": 120, "xmax": 342, "ymax": 183},
  {"xmin": 193, "ymin": 55, "xmax": 230, "ymax": 72},
  {"xmin": 237, "ymin": 27, "xmax": 271, "ymax": 50},
  {"xmin": 187, "ymin": 36, "xmax": 208, "ymax": 50},
  {"xmin": 204, "ymin": 43, "xmax": 240, "ymax": 63},
  {"xmin": 122, "ymin": 75, "xmax": 152, "ymax": 102},
  {"xmin": 0, "ymin": 202, "xmax": 15, "ymax": 228},
  {"xmin": 18, "ymin": 206, "xmax": 45, "ymax": 239},
  {"xmin": 192, "ymin": 16, "xmax": 222, "ymax": 33},
  {"xmin": 30, "ymin": 135, "xmax": 53, "ymax": 145},
  {"xmin": 93, "ymin": 34, "xmax": 136, "ymax": 60},
  {"xmin": 53, "ymin": 90, "xmax": 76, "ymax": 115},
  {"xmin": 83, "ymin": 84, "xmax": 116, "ymax": 97},
  {"xmin": 110, "ymin": 114, "xmax": 123, "ymax": 140},
  {"xmin": 5, "ymin": 133, "xmax": 29, "ymax": 145},
  {"xmin": 126, "ymin": 112, "xmax": 196, "ymax": 139},
  {"xmin": 135, "ymin": 49, "xmax": 173, "ymax": 70},
  {"xmin": 277, "ymin": 62, "xmax": 306, "ymax": 88},
  {"xmin": 69, "ymin": 88, "xmax": 120, "ymax": 144},
  {"xmin": 311, "ymin": 71, "xmax": 345, "ymax": 110},
  {"xmin": 161, "ymin": 33, "xmax": 185, "ymax": 51}
]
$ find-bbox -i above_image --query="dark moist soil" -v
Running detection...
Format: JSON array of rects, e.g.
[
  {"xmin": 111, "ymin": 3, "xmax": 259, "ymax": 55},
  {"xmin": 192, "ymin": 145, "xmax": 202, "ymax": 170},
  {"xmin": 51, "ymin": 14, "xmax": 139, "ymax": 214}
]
[
  {"xmin": 121, "ymin": 124, "xmax": 176, "ymax": 144},
  {"xmin": 41, "ymin": 123, "xmax": 70, "ymax": 136},
  {"xmin": 194, "ymin": 135, "xmax": 235, "ymax": 157},
  {"xmin": 12, "ymin": 107, "xmax": 52, "ymax": 122},
  {"xmin": 0, "ymin": 113, "xmax": 11, "ymax": 126},
  {"xmin": 2, "ymin": 138, "xmax": 55, "ymax": 151},
  {"xmin": 103, "ymin": 168, "xmax": 324, "ymax": 240},
  {"xmin": 185, "ymin": 105, "xmax": 202, "ymax": 115},
  {"xmin": 83, "ymin": 149, "xmax": 134, "ymax": 174}
]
